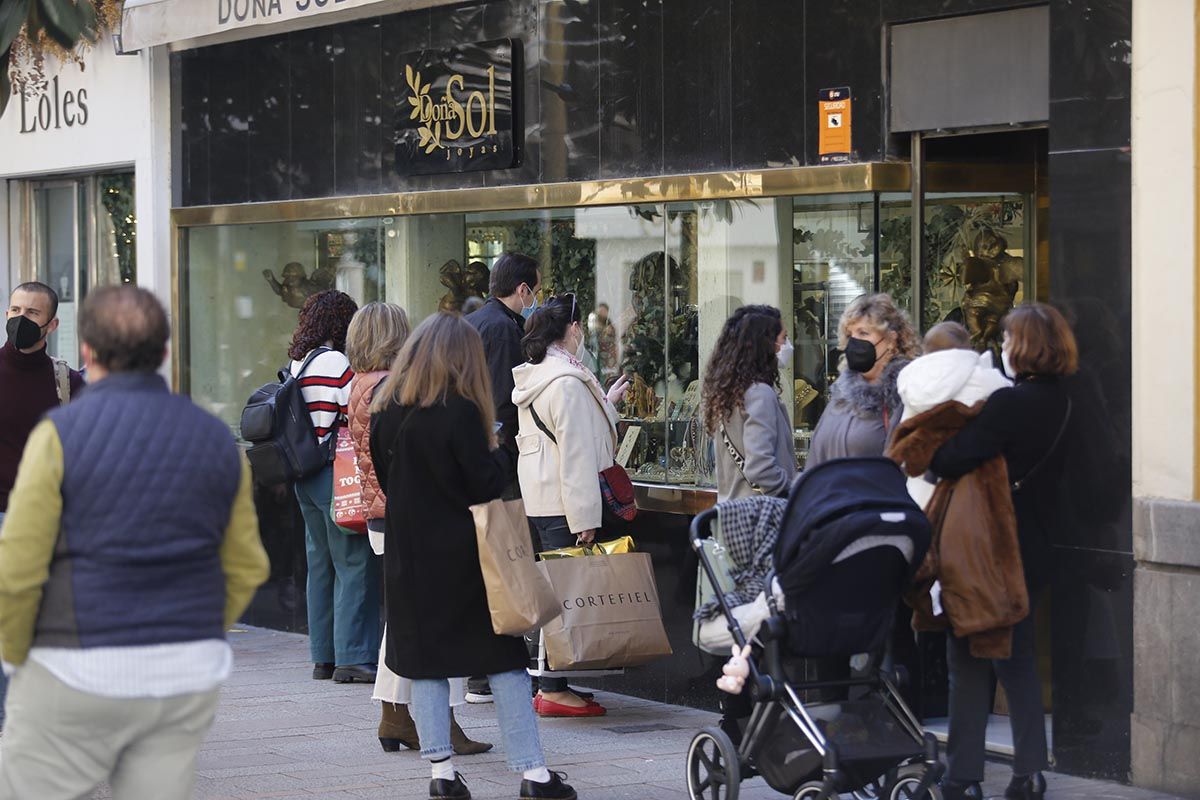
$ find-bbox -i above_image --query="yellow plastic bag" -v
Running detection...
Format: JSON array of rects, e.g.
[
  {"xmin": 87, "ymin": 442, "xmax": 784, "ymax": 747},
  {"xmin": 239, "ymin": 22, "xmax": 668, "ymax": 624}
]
[{"xmin": 538, "ymin": 535, "xmax": 635, "ymax": 560}]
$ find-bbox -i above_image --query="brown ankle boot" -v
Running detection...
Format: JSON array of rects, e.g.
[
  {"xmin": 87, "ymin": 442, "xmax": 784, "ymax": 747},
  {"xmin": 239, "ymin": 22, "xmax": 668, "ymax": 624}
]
[
  {"xmin": 450, "ymin": 708, "xmax": 493, "ymax": 755},
  {"xmin": 378, "ymin": 702, "xmax": 419, "ymax": 752}
]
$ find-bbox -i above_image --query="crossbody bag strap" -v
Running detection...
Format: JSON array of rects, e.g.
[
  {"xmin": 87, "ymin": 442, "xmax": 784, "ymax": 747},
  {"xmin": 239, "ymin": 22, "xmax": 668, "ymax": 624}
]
[
  {"xmin": 528, "ymin": 402, "xmax": 558, "ymax": 445},
  {"xmin": 1011, "ymin": 396, "xmax": 1073, "ymax": 492},
  {"xmin": 719, "ymin": 423, "xmax": 764, "ymax": 495}
]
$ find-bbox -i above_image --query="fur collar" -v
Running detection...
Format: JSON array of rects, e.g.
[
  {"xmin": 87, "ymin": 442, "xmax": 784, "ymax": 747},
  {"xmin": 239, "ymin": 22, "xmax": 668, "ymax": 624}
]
[{"xmin": 828, "ymin": 357, "xmax": 910, "ymax": 420}]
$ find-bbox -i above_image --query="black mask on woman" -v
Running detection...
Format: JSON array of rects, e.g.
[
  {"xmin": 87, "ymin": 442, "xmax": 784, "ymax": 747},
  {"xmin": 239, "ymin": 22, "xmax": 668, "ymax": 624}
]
[
  {"xmin": 844, "ymin": 336, "xmax": 880, "ymax": 373},
  {"xmin": 6, "ymin": 315, "xmax": 48, "ymax": 351}
]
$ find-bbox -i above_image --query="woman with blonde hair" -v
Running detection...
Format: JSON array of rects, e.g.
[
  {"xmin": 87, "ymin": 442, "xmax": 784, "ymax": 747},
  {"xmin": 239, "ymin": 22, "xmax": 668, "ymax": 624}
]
[
  {"xmin": 805, "ymin": 292, "xmax": 920, "ymax": 468},
  {"xmin": 369, "ymin": 313, "xmax": 577, "ymax": 800},
  {"xmin": 346, "ymin": 303, "xmax": 490, "ymax": 757}
]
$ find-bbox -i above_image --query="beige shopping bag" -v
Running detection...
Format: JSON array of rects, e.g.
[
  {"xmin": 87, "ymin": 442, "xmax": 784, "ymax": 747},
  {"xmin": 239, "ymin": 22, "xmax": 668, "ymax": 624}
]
[
  {"xmin": 472, "ymin": 499, "xmax": 561, "ymax": 635},
  {"xmin": 537, "ymin": 551, "xmax": 673, "ymax": 670}
]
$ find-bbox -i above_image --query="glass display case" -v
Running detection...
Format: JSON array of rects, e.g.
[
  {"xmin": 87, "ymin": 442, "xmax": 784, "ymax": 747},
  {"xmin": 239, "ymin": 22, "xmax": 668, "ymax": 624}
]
[{"xmin": 178, "ymin": 185, "xmax": 1034, "ymax": 494}]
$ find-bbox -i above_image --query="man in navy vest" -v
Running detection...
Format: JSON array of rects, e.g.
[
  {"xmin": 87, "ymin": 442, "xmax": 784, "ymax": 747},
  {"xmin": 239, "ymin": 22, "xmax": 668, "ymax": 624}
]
[{"xmin": 0, "ymin": 286, "xmax": 269, "ymax": 800}]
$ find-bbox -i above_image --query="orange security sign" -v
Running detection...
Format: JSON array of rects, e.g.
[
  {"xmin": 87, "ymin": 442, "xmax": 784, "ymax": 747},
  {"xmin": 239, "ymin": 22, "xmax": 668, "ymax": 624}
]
[{"xmin": 819, "ymin": 87, "xmax": 852, "ymax": 163}]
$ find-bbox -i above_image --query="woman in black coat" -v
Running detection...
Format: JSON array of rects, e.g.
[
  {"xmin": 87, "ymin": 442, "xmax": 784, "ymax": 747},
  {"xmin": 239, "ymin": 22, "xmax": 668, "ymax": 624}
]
[
  {"xmin": 930, "ymin": 303, "xmax": 1077, "ymax": 800},
  {"xmin": 369, "ymin": 312, "xmax": 576, "ymax": 800}
]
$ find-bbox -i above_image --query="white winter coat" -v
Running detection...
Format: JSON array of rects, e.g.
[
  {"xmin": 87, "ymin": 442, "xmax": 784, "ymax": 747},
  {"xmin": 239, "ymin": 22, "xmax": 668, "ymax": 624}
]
[
  {"xmin": 896, "ymin": 349, "xmax": 1012, "ymax": 507},
  {"xmin": 511, "ymin": 357, "xmax": 618, "ymax": 533}
]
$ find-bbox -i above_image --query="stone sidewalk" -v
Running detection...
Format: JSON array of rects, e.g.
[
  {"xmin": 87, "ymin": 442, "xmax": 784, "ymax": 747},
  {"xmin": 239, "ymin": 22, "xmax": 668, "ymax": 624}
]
[{"xmin": 137, "ymin": 627, "xmax": 1178, "ymax": 800}]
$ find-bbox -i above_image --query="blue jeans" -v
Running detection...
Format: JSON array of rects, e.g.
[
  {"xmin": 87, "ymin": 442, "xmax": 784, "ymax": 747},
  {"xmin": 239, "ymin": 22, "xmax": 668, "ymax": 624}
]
[
  {"xmin": 294, "ymin": 466, "xmax": 381, "ymax": 666},
  {"xmin": 411, "ymin": 669, "xmax": 544, "ymax": 771}
]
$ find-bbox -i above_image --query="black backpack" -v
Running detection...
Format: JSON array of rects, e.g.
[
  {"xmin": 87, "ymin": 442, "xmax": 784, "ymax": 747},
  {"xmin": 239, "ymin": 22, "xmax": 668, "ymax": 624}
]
[{"xmin": 241, "ymin": 347, "xmax": 334, "ymax": 485}]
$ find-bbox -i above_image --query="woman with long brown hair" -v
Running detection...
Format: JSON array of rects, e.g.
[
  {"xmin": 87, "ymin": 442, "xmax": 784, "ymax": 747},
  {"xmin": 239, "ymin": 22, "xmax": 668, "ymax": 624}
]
[
  {"xmin": 930, "ymin": 303, "xmax": 1077, "ymax": 800},
  {"xmin": 369, "ymin": 312, "xmax": 576, "ymax": 800},
  {"xmin": 345, "ymin": 303, "xmax": 490, "ymax": 756},
  {"xmin": 288, "ymin": 289, "xmax": 380, "ymax": 685},
  {"xmin": 701, "ymin": 304, "xmax": 796, "ymax": 502}
]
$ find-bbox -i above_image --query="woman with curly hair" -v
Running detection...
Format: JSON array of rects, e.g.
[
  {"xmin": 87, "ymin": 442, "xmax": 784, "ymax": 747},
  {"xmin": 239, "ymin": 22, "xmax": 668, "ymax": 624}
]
[
  {"xmin": 288, "ymin": 290, "xmax": 381, "ymax": 685},
  {"xmin": 702, "ymin": 305, "xmax": 796, "ymax": 502},
  {"xmin": 805, "ymin": 293, "xmax": 921, "ymax": 468}
]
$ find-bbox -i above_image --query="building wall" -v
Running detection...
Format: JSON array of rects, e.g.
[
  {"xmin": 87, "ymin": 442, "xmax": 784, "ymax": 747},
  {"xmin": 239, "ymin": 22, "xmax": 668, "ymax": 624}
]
[
  {"xmin": 0, "ymin": 42, "xmax": 173, "ymax": 331},
  {"xmin": 1129, "ymin": 1, "xmax": 1200, "ymax": 795}
]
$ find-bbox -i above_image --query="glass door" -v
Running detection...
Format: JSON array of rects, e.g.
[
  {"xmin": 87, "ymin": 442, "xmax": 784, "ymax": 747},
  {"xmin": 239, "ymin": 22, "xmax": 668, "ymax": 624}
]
[{"xmin": 32, "ymin": 181, "xmax": 83, "ymax": 365}]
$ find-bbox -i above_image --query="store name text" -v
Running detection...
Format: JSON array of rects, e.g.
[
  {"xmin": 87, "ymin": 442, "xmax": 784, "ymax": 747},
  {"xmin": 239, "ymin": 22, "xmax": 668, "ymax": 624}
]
[
  {"xmin": 406, "ymin": 64, "xmax": 499, "ymax": 161},
  {"xmin": 19, "ymin": 76, "xmax": 89, "ymax": 134},
  {"xmin": 217, "ymin": 0, "xmax": 353, "ymax": 25}
]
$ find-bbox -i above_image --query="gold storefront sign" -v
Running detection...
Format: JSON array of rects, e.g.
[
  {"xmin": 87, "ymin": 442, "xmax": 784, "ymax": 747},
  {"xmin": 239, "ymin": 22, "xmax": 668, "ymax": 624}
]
[{"xmin": 394, "ymin": 39, "xmax": 520, "ymax": 175}]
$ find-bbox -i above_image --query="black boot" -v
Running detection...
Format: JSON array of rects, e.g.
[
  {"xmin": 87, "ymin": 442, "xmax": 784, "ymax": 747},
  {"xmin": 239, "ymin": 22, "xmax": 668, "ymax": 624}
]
[
  {"xmin": 1004, "ymin": 772, "xmax": 1046, "ymax": 800},
  {"xmin": 518, "ymin": 771, "xmax": 577, "ymax": 800},
  {"xmin": 430, "ymin": 772, "xmax": 471, "ymax": 799},
  {"xmin": 942, "ymin": 780, "xmax": 983, "ymax": 800}
]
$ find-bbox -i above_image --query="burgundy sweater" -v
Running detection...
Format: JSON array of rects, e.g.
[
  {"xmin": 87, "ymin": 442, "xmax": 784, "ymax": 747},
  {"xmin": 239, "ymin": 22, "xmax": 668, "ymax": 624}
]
[{"xmin": 0, "ymin": 342, "xmax": 85, "ymax": 511}]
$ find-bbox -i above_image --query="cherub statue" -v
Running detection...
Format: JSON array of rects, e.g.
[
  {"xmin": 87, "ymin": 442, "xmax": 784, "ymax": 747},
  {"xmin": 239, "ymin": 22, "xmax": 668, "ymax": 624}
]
[
  {"xmin": 263, "ymin": 262, "xmax": 337, "ymax": 309},
  {"xmin": 716, "ymin": 643, "xmax": 752, "ymax": 694},
  {"xmin": 465, "ymin": 260, "xmax": 491, "ymax": 298},
  {"xmin": 956, "ymin": 230, "xmax": 1023, "ymax": 353},
  {"xmin": 438, "ymin": 259, "xmax": 470, "ymax": 312}
]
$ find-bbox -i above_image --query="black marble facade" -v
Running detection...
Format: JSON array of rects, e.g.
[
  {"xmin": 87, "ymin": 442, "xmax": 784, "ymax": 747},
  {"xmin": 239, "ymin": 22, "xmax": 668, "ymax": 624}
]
[{"xmin": 180, "ymin": 0, "xmax": 1134, "ymax": 781}]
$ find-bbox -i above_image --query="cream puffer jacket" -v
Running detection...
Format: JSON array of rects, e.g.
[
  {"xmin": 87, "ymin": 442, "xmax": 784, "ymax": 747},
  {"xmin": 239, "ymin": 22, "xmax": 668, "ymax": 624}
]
[{"xmin": 511, "ymin": 356, "xmax": 618, "ymax": 533}]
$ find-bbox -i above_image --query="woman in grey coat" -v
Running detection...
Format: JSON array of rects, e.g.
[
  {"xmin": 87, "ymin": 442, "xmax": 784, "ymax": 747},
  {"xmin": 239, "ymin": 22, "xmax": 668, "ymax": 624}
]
[
  {"xmin": 702, "ymin": 305, "xmax": 797, "ymax": 502},
  {"xmin": 805, "ymin": 293, "xmax": 921, "ymax": 468}
]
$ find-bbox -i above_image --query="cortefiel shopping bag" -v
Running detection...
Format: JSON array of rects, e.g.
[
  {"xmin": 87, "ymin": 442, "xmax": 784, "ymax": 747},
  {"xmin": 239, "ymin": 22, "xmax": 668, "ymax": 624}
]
[
  {"xmin": 537, "ymin": 551, "xmax": 672, "ymax": 670},
  {"xmin": 331, "ymin": 428, "xmax": 368, "ymax": 534},
  {"xmin": 472, "ymin": 499, "xmax": 561, "ymax": 636}
]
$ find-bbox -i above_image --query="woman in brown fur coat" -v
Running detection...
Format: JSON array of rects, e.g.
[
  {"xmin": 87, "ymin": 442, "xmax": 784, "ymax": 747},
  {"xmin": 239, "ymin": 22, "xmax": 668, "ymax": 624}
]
[{"xmin": 929, "ymin": 304, "xmax": 1077, "ymax": 800}]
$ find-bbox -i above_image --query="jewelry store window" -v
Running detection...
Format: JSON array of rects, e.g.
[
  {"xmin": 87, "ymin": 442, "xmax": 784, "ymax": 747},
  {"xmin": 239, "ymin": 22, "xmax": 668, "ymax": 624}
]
[{"xmin": 177, "ymin": 188, "xmax": 1031, "ymax": 490}]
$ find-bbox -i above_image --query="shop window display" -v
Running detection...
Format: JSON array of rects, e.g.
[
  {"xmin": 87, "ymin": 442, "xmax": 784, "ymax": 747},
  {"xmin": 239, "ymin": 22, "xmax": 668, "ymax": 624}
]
[{"xmin": 178, "ymin": 190, "xmax": 1029, "ymax": 489}]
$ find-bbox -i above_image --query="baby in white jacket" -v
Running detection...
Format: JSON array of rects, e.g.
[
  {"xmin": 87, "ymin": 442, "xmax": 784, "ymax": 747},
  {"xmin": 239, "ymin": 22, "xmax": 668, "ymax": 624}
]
[{"xmin": 896, "ymin": 322, "xmax": 1012, "ymax": 509}]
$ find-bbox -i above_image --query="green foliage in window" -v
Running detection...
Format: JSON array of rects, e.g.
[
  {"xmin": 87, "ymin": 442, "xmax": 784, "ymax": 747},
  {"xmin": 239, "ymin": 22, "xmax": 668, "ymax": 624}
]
[{"xmin": 99, "ymin": 174, "xmax": 136, "ymax": 284}]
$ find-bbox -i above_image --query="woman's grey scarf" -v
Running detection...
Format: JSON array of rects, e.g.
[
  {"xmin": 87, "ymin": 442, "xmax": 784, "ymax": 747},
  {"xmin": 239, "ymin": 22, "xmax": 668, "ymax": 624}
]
[{"xmin": 827, "ymin": 357, "xmax": 910, "ymax": 421}]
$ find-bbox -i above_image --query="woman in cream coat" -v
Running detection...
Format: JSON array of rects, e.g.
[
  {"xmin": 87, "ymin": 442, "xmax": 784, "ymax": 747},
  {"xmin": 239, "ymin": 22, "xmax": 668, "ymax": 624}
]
[{"xmin": 512, "ymin": 293, "xmax": 629, "ymax": 719}]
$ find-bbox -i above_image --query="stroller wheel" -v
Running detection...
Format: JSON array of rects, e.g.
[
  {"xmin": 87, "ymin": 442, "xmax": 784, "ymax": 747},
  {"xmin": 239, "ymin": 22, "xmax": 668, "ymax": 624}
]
[
  {"xmin": 793, "ymin": 781, "xmax": 826, "ymax": 799},
  {"xmin": 887, "ymin": 765, "xmax": 943, "ymax": 800},
  {"xmin": 686, "ymin": 726, "xmax": 741, "ymax": 800}
]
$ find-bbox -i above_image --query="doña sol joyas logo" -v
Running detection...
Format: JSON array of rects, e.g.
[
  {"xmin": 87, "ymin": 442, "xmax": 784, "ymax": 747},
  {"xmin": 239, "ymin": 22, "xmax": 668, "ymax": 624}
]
[{"xmin": 405, "ymin": 62, "xmax": 500, "ymax": 157}]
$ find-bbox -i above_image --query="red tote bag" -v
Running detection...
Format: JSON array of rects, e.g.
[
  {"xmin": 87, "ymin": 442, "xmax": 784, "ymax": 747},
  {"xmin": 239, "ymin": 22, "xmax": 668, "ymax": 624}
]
[{"xmin": 331, "ymin": 428, "xmax": 368, "ymax": 534}]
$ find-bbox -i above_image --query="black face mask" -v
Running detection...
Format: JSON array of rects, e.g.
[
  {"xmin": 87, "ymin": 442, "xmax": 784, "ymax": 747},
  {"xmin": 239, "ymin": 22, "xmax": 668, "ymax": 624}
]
[
  {"xmin": 844, "ymin": 336, "xmax": 879, "ymax": 373},
  {"xmin": 6, "ymin": 315, "xmax": 48, "ymax": 351}
]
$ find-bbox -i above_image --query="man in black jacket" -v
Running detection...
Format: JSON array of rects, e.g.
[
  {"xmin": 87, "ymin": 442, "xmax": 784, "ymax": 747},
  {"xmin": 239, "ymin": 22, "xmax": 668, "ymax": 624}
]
[
  {"xmin": 464, "ymin": 251, "xmax": 540, "ymax": 704},
  {"xmin": 467, "ymin": 251, "xmax": 541, "ymax": 463}
]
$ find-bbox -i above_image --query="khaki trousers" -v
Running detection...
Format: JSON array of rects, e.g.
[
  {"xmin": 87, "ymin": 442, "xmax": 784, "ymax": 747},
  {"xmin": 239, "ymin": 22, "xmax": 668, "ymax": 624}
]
[{"xmin": 0, "ymin": 659, "xmax": 220, "ymax": 800}]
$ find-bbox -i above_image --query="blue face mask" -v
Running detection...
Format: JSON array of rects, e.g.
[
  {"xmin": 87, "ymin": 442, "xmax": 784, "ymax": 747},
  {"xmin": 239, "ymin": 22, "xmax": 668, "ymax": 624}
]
[{"xmin": 520, "ymin": 286, "xmax": 539, "ymax": 319}]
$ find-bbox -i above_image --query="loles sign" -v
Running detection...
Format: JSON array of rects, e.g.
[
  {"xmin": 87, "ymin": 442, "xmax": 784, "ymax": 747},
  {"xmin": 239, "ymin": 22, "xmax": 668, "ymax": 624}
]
[
  {"xmin": 394, "ymin": 39, "xmax": 520, "ymax": 176},
  {"xmin": 18, "ymin": 75, "xmax": 89, "ymax": 134}
]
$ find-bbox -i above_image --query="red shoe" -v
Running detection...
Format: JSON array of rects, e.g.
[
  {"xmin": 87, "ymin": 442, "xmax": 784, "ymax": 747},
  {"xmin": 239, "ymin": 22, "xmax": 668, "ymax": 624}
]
[{"xmin": 534, "ymin": 694, "xmax": 607, "ymax": 717}]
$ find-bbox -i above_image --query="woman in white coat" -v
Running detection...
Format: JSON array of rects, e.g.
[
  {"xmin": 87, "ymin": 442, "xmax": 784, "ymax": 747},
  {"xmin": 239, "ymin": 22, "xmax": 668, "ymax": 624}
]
[{"xmin": 511, "ymin": 293, "xmax": 629, "ymax": 719}]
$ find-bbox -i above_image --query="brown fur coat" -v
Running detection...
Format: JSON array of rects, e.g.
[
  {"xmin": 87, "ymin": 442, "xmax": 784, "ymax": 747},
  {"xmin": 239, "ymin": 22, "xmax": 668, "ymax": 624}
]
[{"xmin": 886, "ymin": 401, "xmax": 1028, "ymax": 659}]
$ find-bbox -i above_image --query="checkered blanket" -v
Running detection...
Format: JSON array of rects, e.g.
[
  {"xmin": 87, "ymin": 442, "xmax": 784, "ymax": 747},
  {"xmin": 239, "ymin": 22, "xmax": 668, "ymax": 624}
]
[{"xmin": 695, "ymin": 496, "xmax": 786, "ymax": 621}]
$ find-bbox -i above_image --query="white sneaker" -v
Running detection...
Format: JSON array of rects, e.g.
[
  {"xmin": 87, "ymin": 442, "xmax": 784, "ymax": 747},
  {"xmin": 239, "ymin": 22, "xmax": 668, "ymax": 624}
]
[{"xmin": 464, "ymin": 689, "xmax": 494, "ymax": 704}]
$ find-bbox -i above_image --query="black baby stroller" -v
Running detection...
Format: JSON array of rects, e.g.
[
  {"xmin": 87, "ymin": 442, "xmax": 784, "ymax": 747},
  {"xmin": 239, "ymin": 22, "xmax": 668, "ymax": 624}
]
[{"xmin": 685, "ymin": 457, "xmax": 942, "ymax": 800}]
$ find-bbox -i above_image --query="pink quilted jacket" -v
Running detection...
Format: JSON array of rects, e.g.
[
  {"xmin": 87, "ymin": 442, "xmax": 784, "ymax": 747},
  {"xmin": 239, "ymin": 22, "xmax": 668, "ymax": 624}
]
[{"xmin": 347, "ymin": 371, "xmax": 388, "ymax": 521}]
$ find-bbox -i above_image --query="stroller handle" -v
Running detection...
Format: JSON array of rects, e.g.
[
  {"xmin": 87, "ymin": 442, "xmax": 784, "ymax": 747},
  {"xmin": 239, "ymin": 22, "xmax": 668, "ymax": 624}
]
[{"xmin": 689, "ymin": 506, "xmax": 753, "ymax": 653}]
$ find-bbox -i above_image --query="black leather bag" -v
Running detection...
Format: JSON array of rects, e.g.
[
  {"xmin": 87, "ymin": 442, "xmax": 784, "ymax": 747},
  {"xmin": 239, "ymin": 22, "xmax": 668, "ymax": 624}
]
[{"xmin": 241, "ymin": 347, "xmax": 333, "ymax": 485}]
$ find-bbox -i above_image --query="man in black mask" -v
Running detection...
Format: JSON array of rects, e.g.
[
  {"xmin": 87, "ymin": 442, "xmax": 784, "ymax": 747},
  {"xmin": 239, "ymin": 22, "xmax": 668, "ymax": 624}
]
[
  {"xmin": 1, "ymin": 281, "xmax": 84, "ymax": 525},
  {"xmin": 0, "ymin": 282, "xmax": 84, "ymax": 728}
]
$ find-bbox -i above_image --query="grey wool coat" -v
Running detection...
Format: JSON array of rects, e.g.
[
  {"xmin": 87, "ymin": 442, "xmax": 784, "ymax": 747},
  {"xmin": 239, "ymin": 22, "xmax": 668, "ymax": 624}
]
[{"xmin": 715, "ymin": 382, "xmax": 797, "ymax": 502}]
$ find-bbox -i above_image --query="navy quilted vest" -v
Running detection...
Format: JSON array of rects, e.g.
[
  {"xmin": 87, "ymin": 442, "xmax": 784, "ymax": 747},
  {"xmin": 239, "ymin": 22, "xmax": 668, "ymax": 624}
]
[{"xmin": 33, "ymin": 372, "xmax": 242, "ymax": 649}]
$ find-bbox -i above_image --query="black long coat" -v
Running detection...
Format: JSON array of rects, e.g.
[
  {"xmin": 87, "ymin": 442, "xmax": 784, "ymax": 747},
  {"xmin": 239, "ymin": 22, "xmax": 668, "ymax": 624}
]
[
  {"xmin": 930, "ymin": 376, "xmax": 1071, "ymax": 593},
  {"xmin": 369, "ymin": 393, "xmax": 525, "ymax": 679}
]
